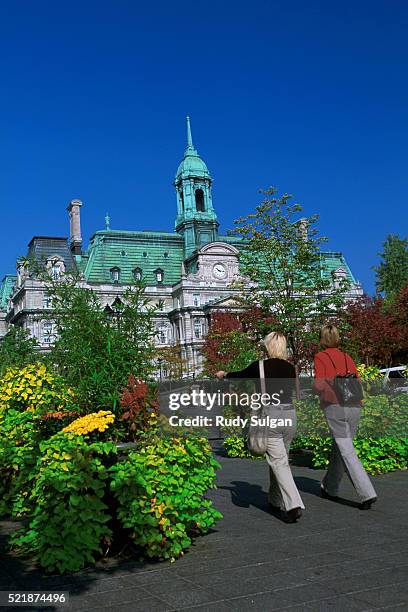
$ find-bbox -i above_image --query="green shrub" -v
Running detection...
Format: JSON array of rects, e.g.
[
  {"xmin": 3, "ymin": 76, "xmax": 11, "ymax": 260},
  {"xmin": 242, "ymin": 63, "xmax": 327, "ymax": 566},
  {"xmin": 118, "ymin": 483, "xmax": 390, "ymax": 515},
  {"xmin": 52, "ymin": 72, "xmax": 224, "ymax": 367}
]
[
  {"xmin": 110, "ymin": 436, "xmax": 222, "ymax": 561},
  {"xmin": 224, "ymin": 436, "xmax": 251, "ymax": 458},
  {"xmin": 292, "ymin": 434, "xmax": 408, "ymax": 475},
  {"xmin": 0, "ymin": 362, "xmax": 79, "ymax": 518},
  {"xmin": 8, "ymin": 429, "xmax": 223, "ymax": 572},
  {"xmin": 0, "ymin": 410, "xmax": 42, "ymax": 517},
  {"xmin": 225, "ymin": 394, "xmax": 408, "ymax": 476},
  {"xmin": 355, "ymin": 437, "xmax": 408, "ymax": 474},
  {"xmin": 11, "ymin": 433, "xmax": 116, "ymax": 573}
]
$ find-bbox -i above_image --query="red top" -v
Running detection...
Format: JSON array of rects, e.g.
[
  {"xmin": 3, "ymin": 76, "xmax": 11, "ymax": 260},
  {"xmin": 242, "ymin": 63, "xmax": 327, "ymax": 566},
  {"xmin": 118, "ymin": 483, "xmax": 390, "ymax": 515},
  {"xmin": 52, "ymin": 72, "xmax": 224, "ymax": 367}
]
[{"xmin": 313, "ymin": 347, "xmax": 359, "ymax": 406}]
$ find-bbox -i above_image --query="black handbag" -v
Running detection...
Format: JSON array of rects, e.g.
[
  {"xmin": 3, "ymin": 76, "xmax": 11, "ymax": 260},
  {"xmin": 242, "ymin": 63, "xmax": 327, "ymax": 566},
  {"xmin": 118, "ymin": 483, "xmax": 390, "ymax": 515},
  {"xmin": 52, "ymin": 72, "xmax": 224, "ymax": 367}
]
[{"xmin": 324, "ymin": 351, "xmax": 363, "ymax": 406}]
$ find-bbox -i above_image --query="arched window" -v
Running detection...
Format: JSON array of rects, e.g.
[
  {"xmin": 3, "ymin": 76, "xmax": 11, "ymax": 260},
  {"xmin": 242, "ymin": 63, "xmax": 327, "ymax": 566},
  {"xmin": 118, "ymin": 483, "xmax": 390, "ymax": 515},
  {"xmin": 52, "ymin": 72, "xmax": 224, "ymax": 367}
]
[
  {"xmin": 195, "ymin": 188, "xmax": 205, "ymax": 212},
  {"xmin": 133, "ymin": 267, "xmax": 142, "ymax": 281},
  {"xmin": 110, "ymin": 267, "xmax": 120, "ymax": 283},
  {"xmin": 155, "ymin": 268, "xmax": 164, "ymax": 284}
]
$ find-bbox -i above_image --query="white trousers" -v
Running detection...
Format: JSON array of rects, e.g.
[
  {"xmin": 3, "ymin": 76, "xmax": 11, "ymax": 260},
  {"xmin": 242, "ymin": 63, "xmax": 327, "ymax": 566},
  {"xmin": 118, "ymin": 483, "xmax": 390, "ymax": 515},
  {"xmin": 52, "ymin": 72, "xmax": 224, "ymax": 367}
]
[
  {"xmin": 322, "ymin": 404, "xmax": 377, "ymax": 502},
  {"xmin": 264, "ymin": 408, "xmax": 305, "ymax": 511}
]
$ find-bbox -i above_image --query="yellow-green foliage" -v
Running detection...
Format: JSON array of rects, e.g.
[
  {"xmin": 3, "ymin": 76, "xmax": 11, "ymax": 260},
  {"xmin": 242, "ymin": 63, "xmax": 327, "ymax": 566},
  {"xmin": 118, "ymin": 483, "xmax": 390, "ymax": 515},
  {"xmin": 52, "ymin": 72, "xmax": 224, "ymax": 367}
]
[
  {"xmin": 10, "ymin": 433, "xmax": 222, "ymax": 572},
  {"xmin": 110, "ymin": 436, "xmax": 222, "ymax": 561},
  {"xmin": 0, "ymin": 363, "xmax": 73, "ymax": 414},
  {"xmin": 10, "ymin": 433, "xmax": 116, "ymax": 573},
  {"xmin": 357, "ymin": 364, "xmax": 383, "ymax": 380}
]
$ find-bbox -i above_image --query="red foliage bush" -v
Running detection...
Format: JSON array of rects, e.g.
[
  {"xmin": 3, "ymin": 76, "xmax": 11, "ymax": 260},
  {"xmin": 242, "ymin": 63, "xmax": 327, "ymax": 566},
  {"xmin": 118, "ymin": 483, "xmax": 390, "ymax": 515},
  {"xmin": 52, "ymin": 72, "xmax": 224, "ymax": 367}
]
[
  {"xmin": 120, "ymin": 375, "xmax": 158, "ymax": 438},
  {"xmin": 342, "ymin": 285, "xmax": 408, "ymax": 366}
]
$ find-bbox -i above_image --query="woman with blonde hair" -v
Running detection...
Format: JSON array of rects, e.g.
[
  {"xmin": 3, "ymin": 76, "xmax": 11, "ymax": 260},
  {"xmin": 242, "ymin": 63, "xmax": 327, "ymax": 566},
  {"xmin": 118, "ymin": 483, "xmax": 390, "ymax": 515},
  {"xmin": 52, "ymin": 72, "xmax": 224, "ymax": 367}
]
[
  {"xmin": 314, "ymin": 324, "xmax": 377, "ymax": 509},
  {"xmin": 217, "ymin": 331, "xmax": 304, "ymax": 523}
]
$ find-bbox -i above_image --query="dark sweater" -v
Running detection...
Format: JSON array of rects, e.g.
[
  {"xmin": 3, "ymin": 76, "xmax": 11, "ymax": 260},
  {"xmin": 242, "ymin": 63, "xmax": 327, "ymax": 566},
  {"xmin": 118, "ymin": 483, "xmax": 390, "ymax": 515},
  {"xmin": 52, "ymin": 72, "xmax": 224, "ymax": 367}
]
[{"xmin": 226, "ymin": 358, "xmax": 296, "ymax": 404}]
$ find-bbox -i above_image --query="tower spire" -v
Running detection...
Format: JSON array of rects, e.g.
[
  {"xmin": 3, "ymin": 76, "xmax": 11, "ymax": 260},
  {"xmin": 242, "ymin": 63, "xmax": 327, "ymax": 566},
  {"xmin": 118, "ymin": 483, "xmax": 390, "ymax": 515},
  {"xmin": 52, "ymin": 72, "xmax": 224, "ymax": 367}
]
[
  {"xmin": 175, "ymin": 117, "xmax": 218, "ymax": 257},
  {"xmin": 186, "ymin": 115, "xmax": 193, "ymax": 149}
]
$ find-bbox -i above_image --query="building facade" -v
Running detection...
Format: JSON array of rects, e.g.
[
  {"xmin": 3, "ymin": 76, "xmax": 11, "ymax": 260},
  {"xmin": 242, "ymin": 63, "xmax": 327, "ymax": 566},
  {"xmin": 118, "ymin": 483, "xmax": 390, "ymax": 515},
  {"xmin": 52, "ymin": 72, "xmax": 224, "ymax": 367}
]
[{"xmin": 0, "ymin": 118, "xmax": 363, "ymax": 375}]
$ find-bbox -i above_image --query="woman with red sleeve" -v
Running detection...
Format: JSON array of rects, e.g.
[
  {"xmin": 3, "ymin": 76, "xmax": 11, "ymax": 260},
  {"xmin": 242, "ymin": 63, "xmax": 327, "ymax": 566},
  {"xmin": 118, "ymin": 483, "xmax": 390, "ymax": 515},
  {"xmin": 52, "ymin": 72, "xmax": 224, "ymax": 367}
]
[{"xmin": 313, "ymin": 324, "xmax": 377, "ymax": 510}]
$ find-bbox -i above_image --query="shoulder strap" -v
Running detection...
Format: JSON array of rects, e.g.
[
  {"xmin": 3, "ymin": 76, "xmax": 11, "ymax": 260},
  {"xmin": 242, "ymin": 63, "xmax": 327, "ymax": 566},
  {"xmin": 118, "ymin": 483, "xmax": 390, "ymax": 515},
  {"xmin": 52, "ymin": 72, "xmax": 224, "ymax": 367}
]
[
  {"xmin": 322, "ymin": 350, "xmax": 337, "ymax": 372},
  {"xmin": 259, "ymin": 360, "xmax": 266, "ymax": 395},
  {"xmin": 342, "ymin": 351, "xmax": 351, "ymax": 374},
  {"xmin": 323, "ymin": 350, "xmax": 351, "ymax": 375}
]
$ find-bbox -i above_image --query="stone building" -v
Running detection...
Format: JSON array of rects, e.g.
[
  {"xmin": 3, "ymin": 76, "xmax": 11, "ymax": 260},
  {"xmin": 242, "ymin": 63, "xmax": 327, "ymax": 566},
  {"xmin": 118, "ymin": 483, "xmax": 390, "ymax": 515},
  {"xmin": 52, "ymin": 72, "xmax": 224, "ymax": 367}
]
[{"xmin": 0, "ymin": 118, "xmax": 362, "ymax": 375}]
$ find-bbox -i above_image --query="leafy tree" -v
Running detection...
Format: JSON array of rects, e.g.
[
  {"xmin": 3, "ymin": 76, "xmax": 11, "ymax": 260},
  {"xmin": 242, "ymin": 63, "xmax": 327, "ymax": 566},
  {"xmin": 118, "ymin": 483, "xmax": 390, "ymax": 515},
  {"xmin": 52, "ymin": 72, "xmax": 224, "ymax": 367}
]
[
  {"xmin": 341, "ymin": 296, "xmax": 402, "ymax": 366},
  {"xmin": 340, "ymin": 286, "xmax": 408, "ymax": 367},
  {"xmin": 373, "ymin": 234, "xmax": 408, "ymax": 299},
  {"xmin": 155, "ymin": 344, "xmax": 186, "ymax": 379},
  {"xmin": 0, "ymin": 326, "xmax": 41, "ymax": 376},
  {"xmin": 201, "ymin": 312, "xmax": 262, "ymax": 375},
  {"xmin": 40, "ymin": 274, "xmax": 159, "ymax": 412},
  {"xmin": 229, "ymin": 188, "xmax": 349, "ymax": 371}
]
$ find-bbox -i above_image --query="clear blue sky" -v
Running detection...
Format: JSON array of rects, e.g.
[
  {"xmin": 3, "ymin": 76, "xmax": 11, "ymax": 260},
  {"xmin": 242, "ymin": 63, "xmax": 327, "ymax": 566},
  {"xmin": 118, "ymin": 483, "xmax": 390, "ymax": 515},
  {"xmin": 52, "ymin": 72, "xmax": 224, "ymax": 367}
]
[{"xmin": 1, "ymin": 0, "xmax": 407, "ymax": 294}]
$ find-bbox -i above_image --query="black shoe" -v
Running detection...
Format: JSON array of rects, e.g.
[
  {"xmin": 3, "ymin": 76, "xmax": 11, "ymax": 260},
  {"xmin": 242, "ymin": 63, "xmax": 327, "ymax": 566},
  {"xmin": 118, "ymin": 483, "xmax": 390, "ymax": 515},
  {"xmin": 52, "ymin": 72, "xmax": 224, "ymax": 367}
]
[
  {"xmin": 359, "ymin": 497, "xmax": 377, "ymax": 510},
  {"xmin": 268, "ymin": 502, "xmax": 282, "ymax": 512},
  {"xmin": 286, "ymin": 507, "xmax": 302, "ymax": 523},
  {"xmin": 320, "ymin": 487, "xmax": 339, "ymax": 502}
]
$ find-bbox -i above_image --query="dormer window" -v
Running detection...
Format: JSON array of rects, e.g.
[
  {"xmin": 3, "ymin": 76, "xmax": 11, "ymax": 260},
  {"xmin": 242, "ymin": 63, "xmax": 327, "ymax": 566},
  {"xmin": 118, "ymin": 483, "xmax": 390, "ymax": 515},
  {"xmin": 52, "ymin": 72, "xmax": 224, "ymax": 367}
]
[
  {"xmin": 46, "ymin": 256, "xmax": 65, "ymax": 280},
  {"xmin": 110, "ymin": 267, "xmax": 120, "ymax": 283},
  {"xmin": 195, "ymin": 188, "xmax": 205, "ymax": 212},
  {"xmin": 332, "ymin": 267, "xmax": 347, "ymax": 289},
  {"xmin": 133, "ymin": 267, "xmax": 142, "ymax": 281},
  {"xmin": 155, "ymin": 268, "xmax": 164, "ymax": 284},
  {"xmin": 51, "ymin": 263, "xmax": 61, "ymax": 280}
]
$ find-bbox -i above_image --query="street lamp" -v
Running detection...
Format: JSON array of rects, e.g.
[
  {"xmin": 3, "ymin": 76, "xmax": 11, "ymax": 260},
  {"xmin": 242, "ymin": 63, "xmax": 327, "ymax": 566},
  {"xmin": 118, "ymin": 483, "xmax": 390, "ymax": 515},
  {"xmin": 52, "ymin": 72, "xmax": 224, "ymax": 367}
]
[{"xmin": 157, "ymin": 358, "xmax": 164, "ymax": 381}]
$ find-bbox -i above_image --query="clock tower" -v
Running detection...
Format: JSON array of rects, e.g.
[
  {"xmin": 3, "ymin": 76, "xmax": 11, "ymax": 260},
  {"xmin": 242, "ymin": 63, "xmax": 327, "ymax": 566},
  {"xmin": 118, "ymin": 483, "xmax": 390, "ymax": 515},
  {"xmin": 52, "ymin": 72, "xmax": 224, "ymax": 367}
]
[{"xmin": 175, "ymin": 117, "xmax": 219, "ymax": 259}]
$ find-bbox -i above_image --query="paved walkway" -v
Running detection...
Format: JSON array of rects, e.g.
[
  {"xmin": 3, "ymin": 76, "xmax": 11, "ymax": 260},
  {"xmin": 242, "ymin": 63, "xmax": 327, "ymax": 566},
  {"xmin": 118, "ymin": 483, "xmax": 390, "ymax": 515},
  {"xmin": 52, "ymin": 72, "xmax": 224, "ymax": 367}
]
[{"xmin": 1, "ymin": 445, "xmax": 407, "ymax": 611}]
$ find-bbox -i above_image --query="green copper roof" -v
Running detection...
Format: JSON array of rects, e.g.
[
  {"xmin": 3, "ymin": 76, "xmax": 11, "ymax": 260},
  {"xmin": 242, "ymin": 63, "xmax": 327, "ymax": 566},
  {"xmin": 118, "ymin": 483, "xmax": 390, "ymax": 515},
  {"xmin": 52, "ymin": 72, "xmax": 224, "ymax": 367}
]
[
  {"xmin": 175, "ymin": 117, "xmax": 211, "ymax": 181},
  {"xmin": 79, "ymin": 225, "xmax": 357, "ymax": 288},
  {"xmin": 0, "ymin": 275, "xmax": 16, "ymax": 310},
  {"xmin": 320, "ymin": 251, "xmax": 357, "ymax": 283},
  {"xmin": 82, "ymin": 230, "xmax": 184, "ymax": 285}
]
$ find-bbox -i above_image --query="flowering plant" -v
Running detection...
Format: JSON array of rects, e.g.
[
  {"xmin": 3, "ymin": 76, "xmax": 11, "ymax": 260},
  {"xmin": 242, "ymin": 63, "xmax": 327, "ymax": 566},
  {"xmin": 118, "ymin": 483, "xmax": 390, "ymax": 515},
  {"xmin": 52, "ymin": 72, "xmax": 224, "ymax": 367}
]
[
  {"xmin": 0, "ymin": 363, "xmax": 73, "ymax": 414},
  {"xmin": 62, "ymin": 410, "xmax": 115, "ymax": 436}
]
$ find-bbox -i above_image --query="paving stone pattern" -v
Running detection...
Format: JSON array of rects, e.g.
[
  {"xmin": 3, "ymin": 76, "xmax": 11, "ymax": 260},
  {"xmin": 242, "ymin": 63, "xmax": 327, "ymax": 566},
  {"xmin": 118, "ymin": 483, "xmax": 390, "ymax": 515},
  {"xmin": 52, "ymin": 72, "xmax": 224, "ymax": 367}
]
[{"xmin": 1, "ymin": 445, "xmax": 407, "ymax": 611}]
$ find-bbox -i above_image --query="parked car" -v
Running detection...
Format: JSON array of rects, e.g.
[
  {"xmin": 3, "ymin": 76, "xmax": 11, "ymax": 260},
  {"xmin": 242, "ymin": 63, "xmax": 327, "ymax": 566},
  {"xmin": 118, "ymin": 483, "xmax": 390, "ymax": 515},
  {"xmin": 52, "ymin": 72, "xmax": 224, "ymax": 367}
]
[{"xmin": 380, "ymin": 366, "xmax": 408, "ymax": 394}]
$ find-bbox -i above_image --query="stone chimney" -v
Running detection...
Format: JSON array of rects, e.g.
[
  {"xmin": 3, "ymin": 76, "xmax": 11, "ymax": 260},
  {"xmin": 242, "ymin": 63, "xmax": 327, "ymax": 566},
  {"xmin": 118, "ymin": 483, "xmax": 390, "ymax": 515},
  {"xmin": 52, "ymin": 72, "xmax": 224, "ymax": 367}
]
[{"xmin": 67, "ymin": 199, "xmax": 82, "ymax": 255}]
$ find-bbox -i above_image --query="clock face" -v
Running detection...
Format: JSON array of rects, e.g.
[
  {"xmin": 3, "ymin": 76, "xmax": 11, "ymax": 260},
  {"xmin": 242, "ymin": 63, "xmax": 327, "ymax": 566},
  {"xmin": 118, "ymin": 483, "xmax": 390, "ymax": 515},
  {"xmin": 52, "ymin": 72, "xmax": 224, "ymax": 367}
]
[{"xmin": 213, "ymin": 263, "xmax": 227, "ymax": 279}]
